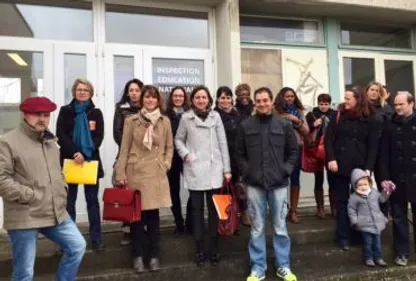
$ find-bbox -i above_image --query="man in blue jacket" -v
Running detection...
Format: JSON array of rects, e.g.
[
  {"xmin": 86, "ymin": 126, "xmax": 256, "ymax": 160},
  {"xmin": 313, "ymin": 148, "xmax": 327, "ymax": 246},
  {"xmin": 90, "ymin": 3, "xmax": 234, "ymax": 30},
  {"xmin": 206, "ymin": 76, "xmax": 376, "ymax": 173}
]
[{"xmin": 235, "ymin": 87, "xmax": 299, "ymax": 281}]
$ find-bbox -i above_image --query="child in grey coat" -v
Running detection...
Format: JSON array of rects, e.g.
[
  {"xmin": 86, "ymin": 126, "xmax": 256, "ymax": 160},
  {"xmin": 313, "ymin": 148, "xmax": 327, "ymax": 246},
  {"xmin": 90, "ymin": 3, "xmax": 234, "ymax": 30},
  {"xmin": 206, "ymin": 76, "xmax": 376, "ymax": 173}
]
[{"xmin": 348, "ymin": 168, "xmax": 395, "ymax": 267}]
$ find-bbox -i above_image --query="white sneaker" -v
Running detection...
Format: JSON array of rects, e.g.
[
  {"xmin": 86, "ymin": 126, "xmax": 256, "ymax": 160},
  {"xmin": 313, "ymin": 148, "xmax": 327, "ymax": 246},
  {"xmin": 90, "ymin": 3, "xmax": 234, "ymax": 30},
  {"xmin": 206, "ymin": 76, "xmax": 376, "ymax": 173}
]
[{"xmin": 276, "ymin": 267, "xmax": 297, "ymax": 281}]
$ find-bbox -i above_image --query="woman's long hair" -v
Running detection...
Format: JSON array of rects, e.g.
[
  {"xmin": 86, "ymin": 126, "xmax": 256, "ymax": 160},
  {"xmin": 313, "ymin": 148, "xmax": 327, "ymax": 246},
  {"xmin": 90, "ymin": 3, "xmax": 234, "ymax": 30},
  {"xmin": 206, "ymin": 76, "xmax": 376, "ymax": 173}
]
[
  {"xmin": 339, "ymin": 86, "xmax": 374, "ymax": 117},
  {"xmin": 274, "ymin": 87, "xmax": 305, "ymax": 114},
  {"xmin": 117, "ymin": 79, "xmax": 144, "ymax": 105},
  {"xmin": 365, "ymin": 81, "xmax": 387, "ymax": 107}
]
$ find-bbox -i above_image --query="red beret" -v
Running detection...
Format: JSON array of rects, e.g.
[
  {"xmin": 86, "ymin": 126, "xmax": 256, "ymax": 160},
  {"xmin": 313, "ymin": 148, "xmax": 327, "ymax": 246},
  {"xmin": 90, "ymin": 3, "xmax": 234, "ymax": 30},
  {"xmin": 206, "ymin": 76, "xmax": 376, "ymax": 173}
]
[{"xmin": 19, "ymin": 97, "xmax": 57, "ymax": 114}]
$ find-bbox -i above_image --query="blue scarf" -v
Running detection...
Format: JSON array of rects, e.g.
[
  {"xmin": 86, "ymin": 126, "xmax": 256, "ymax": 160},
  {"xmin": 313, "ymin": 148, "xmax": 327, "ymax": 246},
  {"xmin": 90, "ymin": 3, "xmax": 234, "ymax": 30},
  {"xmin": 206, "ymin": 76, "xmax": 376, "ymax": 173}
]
[
  {"xmin": 284, "ymin": 103, "xmax": 302, "ymax": 119},
  {"xmin": 73, "ymin": 101, "xmax": 95, "ymax": 158}
]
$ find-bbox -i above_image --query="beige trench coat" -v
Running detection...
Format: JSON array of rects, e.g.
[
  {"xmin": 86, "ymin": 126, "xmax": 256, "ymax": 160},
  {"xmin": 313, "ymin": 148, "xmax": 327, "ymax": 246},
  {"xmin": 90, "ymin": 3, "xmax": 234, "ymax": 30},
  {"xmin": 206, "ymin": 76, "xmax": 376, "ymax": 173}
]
[{"xmin": 115, "ymin": 114, "xmax": 173, "ymax": 210}]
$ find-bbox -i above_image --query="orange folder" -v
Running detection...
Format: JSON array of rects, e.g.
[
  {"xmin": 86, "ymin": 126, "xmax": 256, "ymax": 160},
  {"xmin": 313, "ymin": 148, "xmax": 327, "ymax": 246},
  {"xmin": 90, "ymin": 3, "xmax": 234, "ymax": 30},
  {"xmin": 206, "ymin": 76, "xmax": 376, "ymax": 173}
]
[{"xmin": 212, "ymin": 194, "xmax": 232, "ymax": 220}]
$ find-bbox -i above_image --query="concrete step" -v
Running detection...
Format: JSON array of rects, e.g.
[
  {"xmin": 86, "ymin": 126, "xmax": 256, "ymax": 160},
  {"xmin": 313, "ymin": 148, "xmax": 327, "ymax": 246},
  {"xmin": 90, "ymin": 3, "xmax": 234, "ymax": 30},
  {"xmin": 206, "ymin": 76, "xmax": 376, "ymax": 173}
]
[
  {"xmin": 34, "ymin": 242, "xmax": 416, "ymax": 281},
  {"xmin": 0, "ymin": 216, "xmax": 342, "ymax": 277}
]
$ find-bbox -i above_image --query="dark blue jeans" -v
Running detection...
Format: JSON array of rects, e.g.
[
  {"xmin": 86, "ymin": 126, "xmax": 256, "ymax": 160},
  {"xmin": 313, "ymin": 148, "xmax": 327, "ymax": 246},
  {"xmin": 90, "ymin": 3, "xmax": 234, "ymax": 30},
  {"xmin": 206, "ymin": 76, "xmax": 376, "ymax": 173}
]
[
  {"xmin": 67, "ymin": 183, "xmax": 102, "ymax": 243},
  {"xmin": 391, "ymin": 202, "xmax": 416, "ymax": 258},
  {"xmin": 362, "ymin": 232, "xmax": 382, "ymax": 260},
  {"xmin": 330, "ymin": 173, "xmax": 351, "ymax": 245}
]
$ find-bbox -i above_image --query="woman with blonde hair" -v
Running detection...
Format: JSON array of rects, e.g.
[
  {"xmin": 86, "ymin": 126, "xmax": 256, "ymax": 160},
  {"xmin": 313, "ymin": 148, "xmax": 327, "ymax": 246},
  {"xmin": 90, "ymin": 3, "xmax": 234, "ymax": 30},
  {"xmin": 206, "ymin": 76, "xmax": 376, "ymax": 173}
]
[
  {"xmin": 365, "ymin": 81, "xmax": 394, "ymax": 216},
  {"xmin": 56, "ymin": 78, "xmax": 104, "ymax": 251},
  {"xmin": 115, "ymin": 85, "xmax": 173, "ymax": 273}
]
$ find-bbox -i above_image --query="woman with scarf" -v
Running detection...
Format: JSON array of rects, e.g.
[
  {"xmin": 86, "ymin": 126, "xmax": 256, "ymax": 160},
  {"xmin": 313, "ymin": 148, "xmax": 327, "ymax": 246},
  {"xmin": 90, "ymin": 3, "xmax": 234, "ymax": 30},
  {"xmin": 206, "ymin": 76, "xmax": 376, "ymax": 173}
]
[
  {"xmin": 115, "ymin": 85, "xmax": 173, "ymax": 273},
  {"xmin": 113, "ymin": 78, "xmax": 143, "ymax": 246},
  {"xmin": 365, "ymin": 81, "xmax": 394, "ymax": 216},
  {"xmin": 274, "ymin": 87, "xmax": 309, "ymax": 224},
  {"xmin": 305, "ymin": 93, "xmax": 335, "ymax": 218},
  {"xmin": 175, "ymin": 85, "xmax": 231, "ymax": 267},
  {"xmin": 235, "ymin": 83, "xmax": 254, "ymax": 119},
  {"xmin": 166, "ymin": 86, "xmax": 193, "ymax": 235},
  {"xmin": 56, "ymin": 78, "xmax": 105, "ymax": 251}
]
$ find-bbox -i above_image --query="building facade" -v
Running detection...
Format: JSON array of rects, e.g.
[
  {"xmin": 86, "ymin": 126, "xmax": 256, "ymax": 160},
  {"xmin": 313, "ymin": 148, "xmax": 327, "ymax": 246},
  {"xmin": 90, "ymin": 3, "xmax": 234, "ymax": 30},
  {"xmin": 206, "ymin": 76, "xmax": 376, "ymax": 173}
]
[{"xmin": 1, "ymin": 0, "xmax": 416, "ymax": 228}]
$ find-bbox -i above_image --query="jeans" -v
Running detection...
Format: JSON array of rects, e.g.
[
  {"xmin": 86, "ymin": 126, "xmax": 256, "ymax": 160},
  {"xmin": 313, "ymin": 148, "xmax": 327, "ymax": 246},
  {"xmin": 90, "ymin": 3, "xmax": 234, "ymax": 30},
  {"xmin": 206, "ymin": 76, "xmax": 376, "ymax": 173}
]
[
  {"xmin": 330, "ymin": 173, "xmax": 351, "ymax": 245},
  {"xmin": 190, "ymin": 189, "xmax": 219, "ymax": 253},
  {"xmin": 8, "ymin": 218, "xmax": 86, "ymax": 281},
  {"xmin": 247, "ymin": 185, "xmax": 291, "ymax": 275},
  {"xmin": 131, "ymin": 209, "xmax": 160, "ymax": 258},
  {"xmin": 362, "ymin": 232, "xmax": 382, "ymax": 260},
  {"xmin": 391, "ymin": 202, "xmax": 416, "ymax": 258},
  {"xmin": 67, "ymin": 183, "xmax": 102, "ymax": 243}
]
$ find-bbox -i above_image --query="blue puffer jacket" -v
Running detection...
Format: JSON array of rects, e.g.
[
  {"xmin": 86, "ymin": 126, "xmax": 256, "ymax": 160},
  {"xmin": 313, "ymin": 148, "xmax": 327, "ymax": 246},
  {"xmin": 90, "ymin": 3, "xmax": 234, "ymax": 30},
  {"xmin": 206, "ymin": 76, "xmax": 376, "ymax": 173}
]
[{"xmin": 347, "ymin": 169, "xmax": 390, "ymax": 235}]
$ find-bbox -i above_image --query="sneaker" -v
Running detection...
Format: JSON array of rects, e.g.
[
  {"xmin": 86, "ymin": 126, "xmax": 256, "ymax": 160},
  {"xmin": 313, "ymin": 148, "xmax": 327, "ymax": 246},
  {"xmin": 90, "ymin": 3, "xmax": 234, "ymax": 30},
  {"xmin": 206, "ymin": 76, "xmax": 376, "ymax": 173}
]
[
  {"xmin": 246, "ymin": 272, "xmax": 265, "ymax": 281},
  {"xmin": 364, "ymin": 259, "xmax": 375, "ymax": 267},
  {"xmin": 276, "ymin": 267, "xmax": 297, "ymax": 281},
  {"xmin": 395, "ymin": 256, "xmax": 408, "ymax": 267},
  {"xmin": 375, "ymin": 258, "xmax": 388, "ymax": 267}
]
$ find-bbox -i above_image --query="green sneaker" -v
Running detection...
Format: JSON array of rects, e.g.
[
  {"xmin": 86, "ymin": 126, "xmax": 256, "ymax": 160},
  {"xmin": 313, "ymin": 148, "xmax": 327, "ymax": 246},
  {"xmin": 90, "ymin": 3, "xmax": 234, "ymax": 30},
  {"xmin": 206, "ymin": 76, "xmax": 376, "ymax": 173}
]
[
  {"xmin": 246, "ymin": 272, "xmax": 266, "ymax": 281},
  {"xmin": 276, "ymin": 267, "xmax": 297, "ymax": 281}
]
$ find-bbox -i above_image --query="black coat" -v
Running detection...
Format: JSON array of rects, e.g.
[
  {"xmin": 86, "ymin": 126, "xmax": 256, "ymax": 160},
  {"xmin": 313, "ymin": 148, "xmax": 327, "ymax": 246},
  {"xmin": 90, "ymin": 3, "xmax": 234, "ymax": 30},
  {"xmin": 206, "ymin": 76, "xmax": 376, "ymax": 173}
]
[
  {"xmin": 56, "ymin": 100, "xmax": 104, "ymax": 178},
  {"xmin": 380, "ymin": 112, "xmax": 416, "ymax": 203},
  {"xmin": 306, "ymin": 107, "xmax": 334, "ymax": 140},
  {"xmin": 235, "ymin": 100, "xmax": 254, "ymax": 120},
  {"xmin": 372, "ymin": 103, "xmax": 394, "ymax": 179},
  {"xmin": 113, "ymin": 102, "xmax": 140, "ymax": 147},
  {"xmin": 166, "ymin": 108, "xmax": 185, "ymax": 174},
  {"xmin": 324, "ymin": 110, "xmax": 379, "ymax": 178},
  {"xmin": 235, "ymin": 114, "xmax": 299, "ymax": 190},
  {"xmin": 214, "ymin": 107, "xmax": 243, "ymax": 181}
]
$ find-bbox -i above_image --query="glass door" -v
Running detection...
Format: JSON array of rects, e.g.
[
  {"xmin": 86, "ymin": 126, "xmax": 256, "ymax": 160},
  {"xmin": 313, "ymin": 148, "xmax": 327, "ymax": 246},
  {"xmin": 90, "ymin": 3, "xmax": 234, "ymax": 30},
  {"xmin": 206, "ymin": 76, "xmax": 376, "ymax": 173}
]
[
  {"xmin": 339, "ymin": 51, "xmax": 416, "ymax": 102},
  {"xmin": 102, "ymin": 44, "xmax": 144, "ymax": 188},
  {"xmin": 143, "ymin": 46, "xmax": 213, "ymax": 215},
  {"xmin": 339, "ymin": 51, "xmax": 380, "ymax": 96},
  {"xmin": 54, "ymin": 42, "xmax": 97, "ymax": 222},
  {"xmin": 0, "ymin": 37, "xmax": 53, "ymax": 227},
  {"xmin": 380, "ymin": 55, "xmax": 416, "ymax": 101},
  {"xmin": 143, "ymin": 46, "xmax": 213, "ymax": 100}
]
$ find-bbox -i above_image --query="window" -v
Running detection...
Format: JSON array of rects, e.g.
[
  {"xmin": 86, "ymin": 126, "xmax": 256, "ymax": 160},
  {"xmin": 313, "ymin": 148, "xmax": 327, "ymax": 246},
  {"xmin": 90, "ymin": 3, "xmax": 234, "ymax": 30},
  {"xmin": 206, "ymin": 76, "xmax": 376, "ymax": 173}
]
[
  {"xmin": 0, "ymin": 50, "xmax": 43, "ymax": 134},
  {"xmin": 240, "ymin": 16, "xmax": 321, "ymax": 44},
  {"xmin": 341, "ymin": 22, "xmax": 411, "ymax": 49},
  {"xmin": 106, "ymin": 5, "xmax": 209, "ymax": 48},
  {"xmin": 113, "ymin": 56, "xmax": 134, "ymax": 104},
  {"xmin": 343, "ymin": 57, "xmax": 375, "ymax": 89},
  {"xmin": 0, "ymin": 1, "xmax": 93, "ymax": 41}
]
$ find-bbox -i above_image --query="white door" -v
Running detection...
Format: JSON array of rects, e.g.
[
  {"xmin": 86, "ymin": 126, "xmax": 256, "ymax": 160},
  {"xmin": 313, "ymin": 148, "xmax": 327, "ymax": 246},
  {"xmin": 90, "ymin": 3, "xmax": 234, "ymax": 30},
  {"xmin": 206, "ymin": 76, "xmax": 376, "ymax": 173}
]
[
  {"xmin": 339, "ymin": 51, "xmax": 416, "ymax": 98},
  {"xmin": 0, "ymin": 37, "xmax": 54, "ymax": 228},
  {"xmin": 102, "ymin": 44, "xmax": 144, "ymax": 190},
  {"xmin": 54, "ymin": 42, "xmax": 97, "ymax": 223},
  {"xmin": 143, "ymin": 46, "xmax": 213, "ymax": 216}
]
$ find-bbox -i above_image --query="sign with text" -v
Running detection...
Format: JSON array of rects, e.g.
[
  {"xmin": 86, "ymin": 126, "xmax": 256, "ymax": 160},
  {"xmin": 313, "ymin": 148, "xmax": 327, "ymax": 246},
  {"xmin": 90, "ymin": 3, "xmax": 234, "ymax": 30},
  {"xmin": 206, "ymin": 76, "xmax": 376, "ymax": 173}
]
[{"xmin": 152, "ymin": 58, "xmax": 205, "ymax": 98}]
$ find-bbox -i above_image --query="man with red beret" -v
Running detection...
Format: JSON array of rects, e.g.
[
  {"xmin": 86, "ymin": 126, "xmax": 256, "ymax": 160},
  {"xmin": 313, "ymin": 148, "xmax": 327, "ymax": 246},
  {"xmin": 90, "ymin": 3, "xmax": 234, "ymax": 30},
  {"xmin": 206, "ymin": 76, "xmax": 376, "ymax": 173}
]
[{"xmin": 0, "ymin": 97, "xmax": 86, "ymax": 281}]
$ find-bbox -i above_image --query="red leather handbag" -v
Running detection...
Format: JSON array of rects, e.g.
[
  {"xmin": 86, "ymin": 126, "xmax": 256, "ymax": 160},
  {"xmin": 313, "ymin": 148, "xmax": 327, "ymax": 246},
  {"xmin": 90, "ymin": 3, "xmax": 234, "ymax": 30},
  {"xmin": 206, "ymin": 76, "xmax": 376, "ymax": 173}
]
[
  {"xmin": 103, "ymin": 187, "xmax": 141, "ymax": 223},
  {"xmin": 301, "ymin": 143, "xmax": 323, "ymax": 173},
  {"xmin": 216, "ymin": 181, "xmax": 241, "ymax": 236}
]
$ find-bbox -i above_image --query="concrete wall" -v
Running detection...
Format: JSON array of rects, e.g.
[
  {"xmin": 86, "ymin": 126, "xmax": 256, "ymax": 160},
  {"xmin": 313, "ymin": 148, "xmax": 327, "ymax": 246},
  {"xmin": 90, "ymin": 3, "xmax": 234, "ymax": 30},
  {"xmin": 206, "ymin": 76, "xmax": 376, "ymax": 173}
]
[
  {"xmin": 314, "ymin": 0, "xmax": 416, "ymax": 11},
  {"xmin": 215, "ymin": 0, "xmax": 241, "ymax": 88}
]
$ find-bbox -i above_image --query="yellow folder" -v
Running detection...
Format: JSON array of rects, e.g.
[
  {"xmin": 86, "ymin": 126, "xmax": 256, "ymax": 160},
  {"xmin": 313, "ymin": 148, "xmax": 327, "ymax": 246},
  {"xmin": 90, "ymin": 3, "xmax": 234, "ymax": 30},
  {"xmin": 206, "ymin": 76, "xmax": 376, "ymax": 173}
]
[{"xmin": 62, "ymin": 159, "xmax": 99, "ymax": 185}]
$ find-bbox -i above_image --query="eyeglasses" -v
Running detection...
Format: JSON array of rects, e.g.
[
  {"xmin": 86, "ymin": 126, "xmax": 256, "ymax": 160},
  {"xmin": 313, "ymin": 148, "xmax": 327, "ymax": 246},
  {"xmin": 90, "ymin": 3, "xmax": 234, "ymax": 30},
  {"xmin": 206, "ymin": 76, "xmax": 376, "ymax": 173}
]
[{"xmin": 237, "ymin": 92, "xmax": 250, "ymax": 96}]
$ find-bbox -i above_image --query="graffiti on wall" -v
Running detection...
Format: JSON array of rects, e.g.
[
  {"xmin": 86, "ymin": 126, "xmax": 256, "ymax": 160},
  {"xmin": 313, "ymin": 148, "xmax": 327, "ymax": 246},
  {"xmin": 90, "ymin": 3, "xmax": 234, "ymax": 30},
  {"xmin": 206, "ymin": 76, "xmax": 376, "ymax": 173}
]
[{"xmin": 283, "ymin": 49, "xmax": 329, "ymax": 109}]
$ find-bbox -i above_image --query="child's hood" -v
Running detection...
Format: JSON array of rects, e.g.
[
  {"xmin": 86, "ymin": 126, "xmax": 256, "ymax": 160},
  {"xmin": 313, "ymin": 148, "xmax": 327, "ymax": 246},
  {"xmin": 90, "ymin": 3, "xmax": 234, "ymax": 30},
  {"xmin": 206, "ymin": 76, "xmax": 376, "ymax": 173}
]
[{"xmin": 350, "ymin": 168, "xmax": 371, "ymax": 190}]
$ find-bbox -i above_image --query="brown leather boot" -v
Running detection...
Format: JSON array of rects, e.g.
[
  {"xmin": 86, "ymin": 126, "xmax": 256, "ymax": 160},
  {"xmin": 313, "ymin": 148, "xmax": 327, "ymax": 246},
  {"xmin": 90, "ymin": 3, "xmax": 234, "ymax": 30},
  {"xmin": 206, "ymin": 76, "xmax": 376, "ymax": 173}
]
[
  {"xmin": 289, "ymin": 186, "xmax": 300, "ymax": 224},
  {"xmin": 329, "ymin": 189, "xmax": 336, "ymax": 217},
  {"xmin": 315, "ymin": 190, "xmax": 325, "ymax": 219}
]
